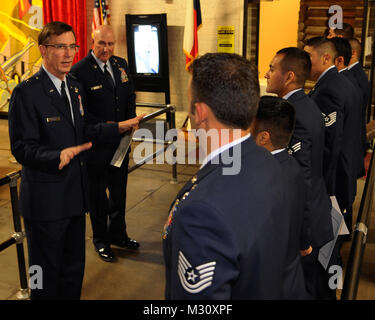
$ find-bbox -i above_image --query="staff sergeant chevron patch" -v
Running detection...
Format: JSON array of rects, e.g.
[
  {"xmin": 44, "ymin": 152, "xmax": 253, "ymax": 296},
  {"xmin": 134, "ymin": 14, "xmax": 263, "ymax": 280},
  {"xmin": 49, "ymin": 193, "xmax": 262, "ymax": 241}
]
[
  {"xmin": 177, "ymin": 251, "xmax": 216, "ymax": 294},
  {"xmin": 289, "ymin": 141, "xmax": 302, "ymax": 154},
  {"xmin": 322, "ymin": 112, "xmax": 337, "ymax": 127}
]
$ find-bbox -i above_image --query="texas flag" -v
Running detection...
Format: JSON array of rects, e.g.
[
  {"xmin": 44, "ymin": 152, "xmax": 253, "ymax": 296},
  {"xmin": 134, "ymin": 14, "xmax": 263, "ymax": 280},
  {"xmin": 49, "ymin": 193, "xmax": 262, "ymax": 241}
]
[{"xmin": 183, "ymin": 0, "xmax": 202, "ymax": 71}]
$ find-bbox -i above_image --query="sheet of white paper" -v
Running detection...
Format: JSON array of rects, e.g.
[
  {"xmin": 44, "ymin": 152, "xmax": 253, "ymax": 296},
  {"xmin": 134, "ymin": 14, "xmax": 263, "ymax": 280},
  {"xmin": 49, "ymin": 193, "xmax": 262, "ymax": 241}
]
[
  {"xmin": 318, "ymin": 196, "xmax": 349, "ymax": 270},
  {"xmin": 330, "ymin": 196, "xmax": 341, "ymax": 214},
  {"xmin": 338, "ymin": 217, "xmax": 350, "ymax": 236},
  {"xmin": 330, "ymin": 196, "xmax": 349, "ymax": 236},
  {"xmin": 110, "ymin": 128, "xmax": 135, "ymax": 168},
  {"xmin": 318, "ymin": 206, "xmax": 342, "ymax": 270}
]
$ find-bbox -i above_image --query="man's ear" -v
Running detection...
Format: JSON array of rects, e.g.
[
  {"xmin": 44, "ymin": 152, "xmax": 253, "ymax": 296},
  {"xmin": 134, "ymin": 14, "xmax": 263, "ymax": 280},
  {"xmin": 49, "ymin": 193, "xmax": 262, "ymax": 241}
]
[
  {"xmin": 352, "ymin": 49, "xmax": 359, "ymax": 59},
  {"xmin": 39, "ymin": 45, "xmax": 46, "ymax": 58},
  {"xmin": 194, "ymin": 102, "xmax": 209, "ymax": 127},
  {"xmin": 322, "ymin": 52, "xmax": 332, "ymax": 65},
  {"xmin": 285, "ymin": 71, "xmax": 295, "ymax": 85},
  {"xmin": 336, "ymin": 56, "xmax": 344, "ymax": 66},
  {"xmin": 254, "ymin": 131, "xmax": 271, "ymax": 146}
]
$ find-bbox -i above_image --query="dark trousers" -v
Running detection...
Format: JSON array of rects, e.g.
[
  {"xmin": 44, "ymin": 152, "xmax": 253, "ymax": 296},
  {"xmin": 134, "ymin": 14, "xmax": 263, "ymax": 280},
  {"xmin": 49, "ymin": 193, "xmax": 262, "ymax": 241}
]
[
  {"xmin": 87, "ymin": 154, "xmax": 129, "ymax": 248},
  {"xmin": 343, "ymin": 206, "xmax": 353, "ymax": 234},
  {"xmin": 24, "ymin": 215, "xmax": 85, "ymax": 300},
  {"xmin": 301, "ymin": 247, "xmax": 336, "ymax": 300}
]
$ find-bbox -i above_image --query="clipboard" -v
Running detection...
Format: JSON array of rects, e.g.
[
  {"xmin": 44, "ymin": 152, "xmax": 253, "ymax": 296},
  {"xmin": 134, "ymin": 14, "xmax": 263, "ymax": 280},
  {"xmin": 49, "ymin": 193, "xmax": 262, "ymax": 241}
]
[{"xmin": 110, "ymin": 128, "xmax": 135, "ymax": 168}]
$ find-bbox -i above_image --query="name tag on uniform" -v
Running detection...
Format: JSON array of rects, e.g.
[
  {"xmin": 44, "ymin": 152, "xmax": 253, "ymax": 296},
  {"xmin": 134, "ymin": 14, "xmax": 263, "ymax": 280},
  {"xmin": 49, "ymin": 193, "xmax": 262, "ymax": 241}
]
[
  {"xmin": 90, "ymin": 85, "xmax": 103, "ymax": 91},
  {"xmin": 46, "ymin": 116, "xmax": 61, "ymax": 123}
]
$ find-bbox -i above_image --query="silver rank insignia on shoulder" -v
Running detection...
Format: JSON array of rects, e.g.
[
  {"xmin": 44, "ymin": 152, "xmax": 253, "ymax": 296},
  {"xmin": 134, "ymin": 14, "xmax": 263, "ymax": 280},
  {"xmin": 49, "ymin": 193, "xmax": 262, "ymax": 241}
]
[
  {"xmin": 289, "ymin": 141, "xmax": 302, "ymax": 154},
  {"xmin": 322, "ymin": 112, "xmax": 337, "ymax": 127},
  {"xmin": 178, "ymin": 251, "xmax": 216, "ymax": 294}
]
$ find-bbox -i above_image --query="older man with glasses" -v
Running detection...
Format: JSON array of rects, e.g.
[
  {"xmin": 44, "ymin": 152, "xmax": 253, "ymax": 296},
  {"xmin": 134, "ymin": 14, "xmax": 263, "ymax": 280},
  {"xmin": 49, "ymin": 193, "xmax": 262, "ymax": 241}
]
[
  {"xmin": 70, "ymin": 25, "xmax": 139, "ymax": 263},
  {"xmin": 8, "ymin": 21, "xmax": 142, "ymax": 300}
]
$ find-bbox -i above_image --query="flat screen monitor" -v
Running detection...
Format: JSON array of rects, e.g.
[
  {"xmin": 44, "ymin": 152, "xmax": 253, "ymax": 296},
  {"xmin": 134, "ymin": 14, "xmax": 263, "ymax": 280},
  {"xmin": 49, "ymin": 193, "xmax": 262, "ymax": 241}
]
[
  {"xmin": 126, "ymin": 14, "xmax": 170, "ymax": 93},
  {"xmin": 133, "ymin": 24, "xmax": 159, "ymax": 74}
]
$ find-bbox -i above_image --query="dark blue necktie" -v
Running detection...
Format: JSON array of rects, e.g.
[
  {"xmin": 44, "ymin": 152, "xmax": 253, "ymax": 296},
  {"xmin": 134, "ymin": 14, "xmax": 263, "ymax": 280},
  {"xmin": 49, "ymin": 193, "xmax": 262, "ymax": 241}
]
[
  {"xmin": 61, "ymin": 81, "xmax": 74, "ymax": 125},
  {"xmin": 104, "ymin": 64, "xmax": 115, "ymax": 89}
]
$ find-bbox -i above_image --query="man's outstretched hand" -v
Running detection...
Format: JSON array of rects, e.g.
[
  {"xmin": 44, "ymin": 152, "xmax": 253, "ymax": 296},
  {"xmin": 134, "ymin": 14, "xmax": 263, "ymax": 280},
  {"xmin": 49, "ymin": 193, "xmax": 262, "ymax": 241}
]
[
  {"xmin": 118, "ymin": 114, "xmax": 146, "ymax": 133},
  {"xmin": 59, "ymin": 142, "xmax": 92, "ymax": 170}
]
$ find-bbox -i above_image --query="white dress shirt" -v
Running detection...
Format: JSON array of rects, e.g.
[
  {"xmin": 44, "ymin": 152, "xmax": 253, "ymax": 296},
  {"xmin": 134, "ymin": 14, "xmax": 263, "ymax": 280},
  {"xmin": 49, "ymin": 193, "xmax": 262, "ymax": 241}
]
[
  {"xmin": 200, "ymin": 133, "xmax": 251, "ymax": 169},
  {"xmin": 43, "ymin": 65, "xmax": 75, "ymax": 125}
]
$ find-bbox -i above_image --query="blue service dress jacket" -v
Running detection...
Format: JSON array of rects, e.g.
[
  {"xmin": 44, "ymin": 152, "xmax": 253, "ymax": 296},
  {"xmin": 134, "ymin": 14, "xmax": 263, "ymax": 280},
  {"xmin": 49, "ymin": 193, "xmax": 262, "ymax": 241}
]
[
  {"xmin": 349, "ymin": 62, "xmax": 370, "ymax": 157},
  {"xmin": 308, "ymin": 67, "xmax": 351, "ymax": 200},
  {"xmin": 163, "ymin": 136, "xmax": 290, "ymax": 299},
  {"xmin": 70, "ymin": 51, "xmax": 136, "ymax": 167},
  {"xmin": 8, "ymin": 68, "xmax": 120, "ymax": 221},
  {"xmin": 273, "ymin": 149, "xmax": 310, "ymax": 299},
  {"xmin": 287, "ymin": 89, "xmax": 333, "ymax": 249},
  {"xmin": 334, "ymin": 72, "xmax": 358, "ymax": 210},
  {"xmin": 341, "ymin": 69, "xmax": 364, "ymax": 190}
]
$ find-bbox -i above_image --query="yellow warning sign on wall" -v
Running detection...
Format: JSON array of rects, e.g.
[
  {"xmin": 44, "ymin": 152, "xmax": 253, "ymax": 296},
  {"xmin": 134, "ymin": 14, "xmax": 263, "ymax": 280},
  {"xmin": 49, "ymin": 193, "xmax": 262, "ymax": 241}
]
[{"xmin": 218, "ymin": 26, "xmax": 235, "ymax": 53}]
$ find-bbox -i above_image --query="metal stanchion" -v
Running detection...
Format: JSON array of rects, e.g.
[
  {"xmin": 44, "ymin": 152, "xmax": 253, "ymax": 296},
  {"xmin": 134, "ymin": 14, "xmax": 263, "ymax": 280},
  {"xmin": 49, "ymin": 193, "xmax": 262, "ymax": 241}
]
[
  {"xmin": 0, "ymin": 237, "xmax": 16, "ymax": 252},
  {"xmin": 129, "ymin": 104, "xmax": 179, "ymax": 184},
  {"xmin": 7, "ymin": 171, "xmax": 29, "ymax": 300},
  {"xmin": 167, "ymin": 105, "xmax": 178, "ymax": 184},
  {"xmin": 341, "ymin": 146, "xmax": 375, "ymax": 299}
]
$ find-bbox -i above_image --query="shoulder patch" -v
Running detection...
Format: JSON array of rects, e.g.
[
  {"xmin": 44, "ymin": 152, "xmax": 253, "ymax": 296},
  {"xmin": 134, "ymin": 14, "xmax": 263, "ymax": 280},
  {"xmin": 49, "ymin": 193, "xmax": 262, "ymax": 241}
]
[
  {"xmin": 289, "ymin": 141, "xmax": 302, "ymax": 154},
  {"xmin": 177, "ymin": 251, "xmax": 216, "ymax": 294},
  {"xmin": 322, "ymin": 112, "xmax": 337, "ymax": 127}
]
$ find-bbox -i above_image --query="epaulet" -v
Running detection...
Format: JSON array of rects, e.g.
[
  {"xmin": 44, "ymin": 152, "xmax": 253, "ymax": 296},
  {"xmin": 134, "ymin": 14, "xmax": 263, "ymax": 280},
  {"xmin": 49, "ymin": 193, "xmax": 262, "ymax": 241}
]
[
  {"xmin": 20, "ymin": 73, "xmax": 40, "ymax": 87},
  {"xmin": 112, "ymin": 55, "xmax": 126, "ymax": 66},
  {"xmin": 67, "ymin": 73, "xmax": 78, "ymax": 81}
]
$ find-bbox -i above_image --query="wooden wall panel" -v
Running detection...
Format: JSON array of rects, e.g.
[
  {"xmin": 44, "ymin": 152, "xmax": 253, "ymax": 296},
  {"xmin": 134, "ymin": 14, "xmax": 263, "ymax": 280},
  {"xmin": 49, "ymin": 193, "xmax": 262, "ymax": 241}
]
[{"xmin": 298, "ymin": 0, "xmax": 365, "ymax": 48}]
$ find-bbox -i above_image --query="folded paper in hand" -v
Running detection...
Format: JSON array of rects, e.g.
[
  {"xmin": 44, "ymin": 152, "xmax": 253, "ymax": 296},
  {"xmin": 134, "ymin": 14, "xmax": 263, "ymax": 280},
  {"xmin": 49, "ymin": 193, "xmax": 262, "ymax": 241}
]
[
  {"xmin": 318, "ymin": 196, "xmax": 350, "ymax": 270},
  {"xmin": 110, "ymin": 128, "xmax": 135, "ymax": 167}
]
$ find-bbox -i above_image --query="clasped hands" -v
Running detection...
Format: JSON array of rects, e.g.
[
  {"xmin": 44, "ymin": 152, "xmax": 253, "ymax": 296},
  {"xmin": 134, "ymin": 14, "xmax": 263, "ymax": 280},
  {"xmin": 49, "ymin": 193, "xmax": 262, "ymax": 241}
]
[{"xmin": 59, "ymin": 114, "xmax": 145, "ymax": 170}]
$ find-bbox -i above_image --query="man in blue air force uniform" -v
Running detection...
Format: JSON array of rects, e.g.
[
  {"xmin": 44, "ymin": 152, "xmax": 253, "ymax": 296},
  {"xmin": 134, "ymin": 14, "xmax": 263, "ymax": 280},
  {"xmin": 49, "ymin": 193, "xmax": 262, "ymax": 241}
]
[
  {"xmin": 8, "ymin": 21, "xmax": 142, "ymax": 299},
  {"xmin": 163, "ymin": 53, "xmax": 289, "ymax": 299},
  {"xmin": 251, "ymin": 96, "xmax": 310, "ymax": 299},
  {"xmin": 264, "ymin": 47, "xmax": 333, "ymax": 299},
  {"xmin": 70, "ymin": 25, "xmax": 138, "ymax": 262},
  {"xmin": 348, "ymin": 38, "xmax": 370, "ymax": 160},
  {"xmin": 331, "ymin": 37, "xmax": 363, "ymax": 238}
]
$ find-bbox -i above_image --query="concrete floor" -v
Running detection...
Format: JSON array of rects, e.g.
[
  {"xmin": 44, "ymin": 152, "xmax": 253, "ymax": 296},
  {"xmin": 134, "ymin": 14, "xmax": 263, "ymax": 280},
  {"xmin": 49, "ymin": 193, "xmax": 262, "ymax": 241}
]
[{"xmin": 0, "ymin": 113, "xmax": 374, "ymax": 300}]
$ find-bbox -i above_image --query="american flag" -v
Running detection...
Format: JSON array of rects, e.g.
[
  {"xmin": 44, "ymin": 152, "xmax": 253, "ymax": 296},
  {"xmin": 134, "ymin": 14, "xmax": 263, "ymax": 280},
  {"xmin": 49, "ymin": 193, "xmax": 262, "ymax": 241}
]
[
  {"xmin": 183, "ymin": 0, "xmax": 202, "ymax": 71},
  {"xmin": 92, "ymin": 0, "xmax": 110, "ymax": 33}
]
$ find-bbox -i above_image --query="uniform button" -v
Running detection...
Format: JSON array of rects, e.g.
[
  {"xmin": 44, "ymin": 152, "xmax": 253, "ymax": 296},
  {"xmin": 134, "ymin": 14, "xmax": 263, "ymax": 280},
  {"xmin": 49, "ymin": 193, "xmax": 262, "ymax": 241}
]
[
  {"xmin": 116, "ymin": 108, "xmax": 120, "ymax": 112},
  {"xmin": 80, "ymin": 161, "xmax": 84, "ymax": 167}
]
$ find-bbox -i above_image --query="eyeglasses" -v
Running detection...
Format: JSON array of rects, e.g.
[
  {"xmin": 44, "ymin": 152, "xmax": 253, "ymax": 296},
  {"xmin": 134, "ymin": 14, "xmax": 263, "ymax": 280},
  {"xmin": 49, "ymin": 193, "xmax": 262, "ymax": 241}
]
[{"xmin": 44, "ymin": 44, "xmax": 80, "ymax": 52}]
